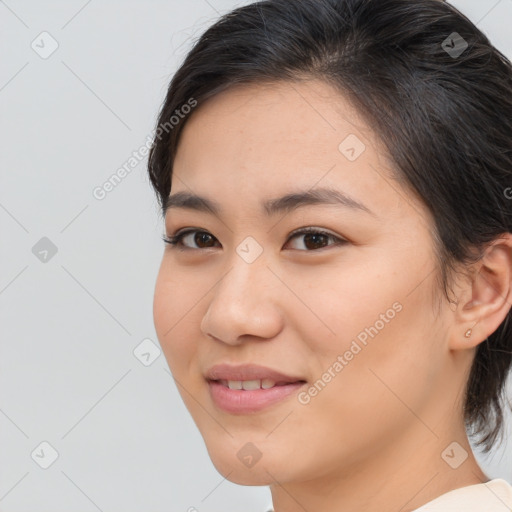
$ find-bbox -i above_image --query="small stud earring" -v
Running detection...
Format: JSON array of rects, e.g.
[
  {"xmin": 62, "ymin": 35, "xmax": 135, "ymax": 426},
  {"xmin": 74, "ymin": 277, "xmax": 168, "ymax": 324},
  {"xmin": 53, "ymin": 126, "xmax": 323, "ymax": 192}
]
[{"xmin": 464, "ymin": 328, "xmax": 472, "ymax": 338}]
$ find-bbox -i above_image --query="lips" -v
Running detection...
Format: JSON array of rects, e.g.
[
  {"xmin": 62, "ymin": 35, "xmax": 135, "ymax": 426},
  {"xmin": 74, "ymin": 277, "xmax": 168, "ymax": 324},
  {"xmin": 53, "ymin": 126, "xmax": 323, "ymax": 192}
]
[
  {"xmin": 205, "ymin": 363, "xmax": 306, "ymax": 384},
  {"xmin": 205, "ymin": 363, "xmax": 307, "ymax": 414}
]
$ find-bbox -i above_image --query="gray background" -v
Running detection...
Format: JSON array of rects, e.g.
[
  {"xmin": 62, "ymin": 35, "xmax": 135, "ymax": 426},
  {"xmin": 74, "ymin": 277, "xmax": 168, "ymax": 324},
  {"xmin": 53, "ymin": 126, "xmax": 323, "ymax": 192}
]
[{"xmin": 1, "ymin": 1, "xmax": 511, "ymax": 511}]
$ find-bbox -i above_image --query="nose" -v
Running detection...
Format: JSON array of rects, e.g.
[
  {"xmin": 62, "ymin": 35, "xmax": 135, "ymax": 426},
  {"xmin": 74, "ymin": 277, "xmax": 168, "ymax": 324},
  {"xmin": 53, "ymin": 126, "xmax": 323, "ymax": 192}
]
[{"xmin": 200, "ymin": 256, "xmax": 284, "ymax": 345}]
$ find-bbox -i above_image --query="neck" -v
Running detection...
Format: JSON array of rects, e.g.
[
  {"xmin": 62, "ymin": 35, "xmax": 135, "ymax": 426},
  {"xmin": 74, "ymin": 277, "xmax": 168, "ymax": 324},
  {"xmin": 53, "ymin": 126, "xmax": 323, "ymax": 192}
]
[{"xmin": 269, "ymin": 421, "xmax": 488, "ymax": 512}]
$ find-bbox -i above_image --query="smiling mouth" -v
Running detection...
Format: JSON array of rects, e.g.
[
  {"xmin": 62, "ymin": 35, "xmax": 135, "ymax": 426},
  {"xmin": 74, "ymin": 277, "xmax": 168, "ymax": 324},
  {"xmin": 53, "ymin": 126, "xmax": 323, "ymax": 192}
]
[
  {"xmin": 213, "ymin": 378, "xmax": 306, "ymax": 390},
  {"xmin": 206, "ymin": 379, "xmax": 308, "ymax": 414}
]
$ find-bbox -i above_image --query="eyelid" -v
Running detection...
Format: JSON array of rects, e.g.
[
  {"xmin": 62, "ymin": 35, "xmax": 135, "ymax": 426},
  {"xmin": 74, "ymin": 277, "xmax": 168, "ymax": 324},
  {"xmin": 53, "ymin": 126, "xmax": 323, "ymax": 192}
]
[
  {"xmin": 162, "ymin": 226, "xmax": 348, "ymax": 250},
  {"xmin": 162, "ymin": 227, "xmax": 219, "ymax": 250},
  {"xmin": 288, "ymin": 226, "xmax": 341, "ymax": 238}
]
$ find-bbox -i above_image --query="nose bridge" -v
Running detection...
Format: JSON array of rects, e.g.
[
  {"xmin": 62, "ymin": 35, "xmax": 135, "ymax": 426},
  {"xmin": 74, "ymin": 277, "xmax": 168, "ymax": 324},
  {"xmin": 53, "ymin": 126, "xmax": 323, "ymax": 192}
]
[
  {"xmin": 215, "ymin": 247, "xmax": 273, "ymax": 313},
  {"xmin": 218, "ymin": 229, "xmax": 274, "ymax": 295},
  {"xmin": 201, "ymin": 246, "xmax": 283, "ymax": 344}
]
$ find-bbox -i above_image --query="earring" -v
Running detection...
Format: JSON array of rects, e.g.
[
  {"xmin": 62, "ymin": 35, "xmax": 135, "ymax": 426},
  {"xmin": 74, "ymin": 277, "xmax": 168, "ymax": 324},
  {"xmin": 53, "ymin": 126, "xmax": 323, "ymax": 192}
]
[{"xmin": 464, "ymin": 328, "xmax": 472, "ymax": 338}]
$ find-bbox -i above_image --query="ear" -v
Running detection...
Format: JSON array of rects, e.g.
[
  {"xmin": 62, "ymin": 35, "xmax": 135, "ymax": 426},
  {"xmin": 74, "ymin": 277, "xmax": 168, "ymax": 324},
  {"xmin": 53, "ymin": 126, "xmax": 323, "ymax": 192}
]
[{"xmin": 450, "ymin": 233, "xmax": 512, "ymax": 351}]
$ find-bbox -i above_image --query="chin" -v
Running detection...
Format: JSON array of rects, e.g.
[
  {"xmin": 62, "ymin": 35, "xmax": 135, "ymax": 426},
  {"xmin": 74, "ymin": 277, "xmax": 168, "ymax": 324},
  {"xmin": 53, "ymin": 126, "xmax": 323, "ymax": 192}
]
[
  {"xmin": 204, "ymin": 438, "xmax": 291, "ymax": 486},
  {"xmin": 209, "ymin": 453, "xmax": 279, "ymax": 486}
]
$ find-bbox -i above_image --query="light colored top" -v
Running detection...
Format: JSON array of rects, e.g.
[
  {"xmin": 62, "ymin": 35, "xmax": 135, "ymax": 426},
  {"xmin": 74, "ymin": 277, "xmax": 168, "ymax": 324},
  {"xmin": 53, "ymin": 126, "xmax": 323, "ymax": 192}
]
[{"xmin": 264, "ymin": 478, "xmax": 512, "ymax": 512}]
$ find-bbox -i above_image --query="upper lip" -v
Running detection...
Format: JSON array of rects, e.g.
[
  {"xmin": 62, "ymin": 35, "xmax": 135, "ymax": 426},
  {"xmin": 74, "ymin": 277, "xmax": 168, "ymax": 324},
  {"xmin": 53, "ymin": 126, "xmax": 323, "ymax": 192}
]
[{"xmin": 205, "ymin": 363, "xmax": 306, "ymax": 384}]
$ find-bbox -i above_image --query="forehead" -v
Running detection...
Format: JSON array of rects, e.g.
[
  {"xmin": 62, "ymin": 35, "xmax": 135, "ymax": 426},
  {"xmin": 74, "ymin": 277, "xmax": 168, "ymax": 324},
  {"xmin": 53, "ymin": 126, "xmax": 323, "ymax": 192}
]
[
  {"xmin": 177, "ymin": 79, "xmax": 380, "ymax": 162},
  {"xmin": 171, "ymin": 79, "xmax": 425, "ymax": 222}
]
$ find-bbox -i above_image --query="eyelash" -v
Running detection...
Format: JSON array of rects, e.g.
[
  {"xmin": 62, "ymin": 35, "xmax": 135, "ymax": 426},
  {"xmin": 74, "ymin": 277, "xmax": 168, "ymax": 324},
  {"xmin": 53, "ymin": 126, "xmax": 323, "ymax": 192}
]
[{"xmin": 161, "ymin": 227, "xmax": 347, "ymax": 252}]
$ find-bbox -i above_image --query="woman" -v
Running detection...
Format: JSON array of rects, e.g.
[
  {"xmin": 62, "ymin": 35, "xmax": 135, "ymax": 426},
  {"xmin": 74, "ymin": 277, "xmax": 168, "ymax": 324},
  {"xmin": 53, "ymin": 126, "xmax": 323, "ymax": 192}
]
[{"xmin": 147, "ymin": 0, "xmax": 512, "ymax": 510}]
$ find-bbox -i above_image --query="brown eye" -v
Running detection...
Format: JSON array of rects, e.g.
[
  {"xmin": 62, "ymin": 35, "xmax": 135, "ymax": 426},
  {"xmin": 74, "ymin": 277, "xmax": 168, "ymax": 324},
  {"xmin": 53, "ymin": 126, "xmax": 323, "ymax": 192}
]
[
  {"xmin": 163, "ymin": 229, "xmax": 220, "ymax": 249},
  {"xmin": 163, "ymin": 227, "xmax": 347, "ymax": 251},
  {"xmin": 302, "ymin": 233, "xmax": 329, "ymax": 250},
  {"xmin": 285, "ymin": 228, "xmax": 347, "ymax": 251},
  {"xmin": 191, "ymin": 232, "xmax": 217, "ymax": 248}
]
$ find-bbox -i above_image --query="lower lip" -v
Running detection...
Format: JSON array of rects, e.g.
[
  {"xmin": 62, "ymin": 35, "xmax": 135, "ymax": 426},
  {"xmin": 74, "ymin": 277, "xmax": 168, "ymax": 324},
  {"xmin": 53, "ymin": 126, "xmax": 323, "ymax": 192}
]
[{"xmin": 207, "ymin": 380, "xmax": 306, "ymax": 414}]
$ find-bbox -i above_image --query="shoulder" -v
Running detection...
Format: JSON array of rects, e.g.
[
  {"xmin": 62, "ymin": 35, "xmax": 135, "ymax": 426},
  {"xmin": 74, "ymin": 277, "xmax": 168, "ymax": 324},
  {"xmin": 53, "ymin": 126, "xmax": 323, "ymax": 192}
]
[
  {"xmin": 264, "ymin": 479, "xmax": 512, "ymax": 512},
  {"xmin": 413, "ymin": 478, "xmax": 512, "ymax": 512}
]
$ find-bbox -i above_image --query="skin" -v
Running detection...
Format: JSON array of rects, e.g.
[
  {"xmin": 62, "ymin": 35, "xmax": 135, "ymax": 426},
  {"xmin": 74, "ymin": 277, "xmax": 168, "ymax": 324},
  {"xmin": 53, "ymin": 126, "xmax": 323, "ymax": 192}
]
[{"xmin": 153, "ymin": 79, "xmax": 512, "ymax": 512}]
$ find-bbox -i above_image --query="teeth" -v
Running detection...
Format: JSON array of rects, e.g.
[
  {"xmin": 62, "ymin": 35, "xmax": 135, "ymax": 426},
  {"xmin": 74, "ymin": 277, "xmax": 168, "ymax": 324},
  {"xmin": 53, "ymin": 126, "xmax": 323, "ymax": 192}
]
[
  {"xmin": 242, "ymin": 379, "xmax": 261, "ymax": 390},
  {"xmin": 223, "ymin": 379, "xmax": 277, "ymax": 390},
  {"xmin": 261, "ymin": 379, "xmax": 276, "ymax": 389}
]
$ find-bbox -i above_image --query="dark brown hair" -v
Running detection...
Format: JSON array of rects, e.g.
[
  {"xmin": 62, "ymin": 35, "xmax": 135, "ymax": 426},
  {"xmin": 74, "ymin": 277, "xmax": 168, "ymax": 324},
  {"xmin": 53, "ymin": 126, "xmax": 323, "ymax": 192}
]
[{"xmin": 147, "ymin": 0, "xmax": 512, "ymax": 453}]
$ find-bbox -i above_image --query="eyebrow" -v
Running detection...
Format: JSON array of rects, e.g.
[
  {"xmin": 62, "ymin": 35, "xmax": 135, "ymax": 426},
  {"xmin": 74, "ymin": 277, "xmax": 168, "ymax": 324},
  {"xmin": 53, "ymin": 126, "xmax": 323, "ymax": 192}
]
[{"xmin": 163, "ymin": 187, "xmax": 374, "ymax": 217}]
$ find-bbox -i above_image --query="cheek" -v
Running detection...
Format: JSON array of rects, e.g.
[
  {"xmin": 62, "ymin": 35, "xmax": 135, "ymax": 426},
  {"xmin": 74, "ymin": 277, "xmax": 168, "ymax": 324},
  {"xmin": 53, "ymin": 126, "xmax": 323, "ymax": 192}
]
[
  {"xmin": 296, "ymin": 244, "xmax": 436, "ymax": 356},
  {"xmin": 308, "ymin": 285, "xmax": 440, "ymax": 422},
  {"xmin": 288, "ymin": 260, "xmax": 405, "ymax": 357},
  {"xmin": 293, "ymin": 258, "xmax": 441, "ymax": 417},
  {"xmin": 153, "ymin": 262, "xmax": 200, "ymax": 376}
]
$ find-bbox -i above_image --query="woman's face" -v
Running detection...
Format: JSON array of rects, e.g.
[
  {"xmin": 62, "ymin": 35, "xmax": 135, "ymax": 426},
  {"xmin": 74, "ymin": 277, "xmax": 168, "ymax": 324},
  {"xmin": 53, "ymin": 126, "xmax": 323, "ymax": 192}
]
[{"xmin": 153, "ymin": 79, "xmax": 456, "ymax": 485}]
